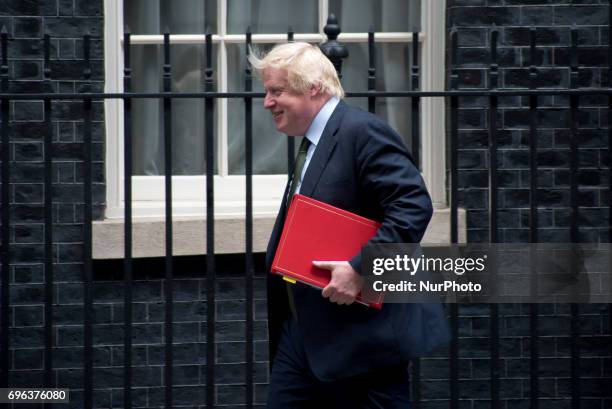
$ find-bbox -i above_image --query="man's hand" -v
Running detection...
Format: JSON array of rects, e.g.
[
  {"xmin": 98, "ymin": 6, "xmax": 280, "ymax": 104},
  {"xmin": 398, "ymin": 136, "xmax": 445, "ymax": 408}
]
[{"xmin": 313, "ymin": 261, "xmax": 364, "ymax": 305}]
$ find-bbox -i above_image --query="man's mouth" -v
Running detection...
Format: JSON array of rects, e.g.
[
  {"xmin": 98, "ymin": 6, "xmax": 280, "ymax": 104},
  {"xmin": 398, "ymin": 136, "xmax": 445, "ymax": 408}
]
[{"xmin": 272, "ymin": 111, "xmax": 283, "ymax": 120}]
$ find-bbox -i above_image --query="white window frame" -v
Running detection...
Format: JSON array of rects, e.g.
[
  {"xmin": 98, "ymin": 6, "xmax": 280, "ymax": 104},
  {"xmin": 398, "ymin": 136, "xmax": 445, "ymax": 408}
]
[{"xmin": 102, "ymin": 0, "xmax": 446, "ymax": 219}]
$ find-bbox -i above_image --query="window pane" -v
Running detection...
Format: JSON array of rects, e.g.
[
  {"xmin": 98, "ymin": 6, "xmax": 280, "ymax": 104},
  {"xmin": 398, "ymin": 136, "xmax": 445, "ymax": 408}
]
[
  {"xmin": 124, "ymin": 0, "xmax": 217, "ymax": 34},
  {"xmin": 227, "ymin": 0, "xmax": 317, "ymax": 34},
  {"xmin": 341, "ymin": 43, "xmax": 417, "ymax": 151},
  {"xmin": 130, "ymin": 44, "xmax": 218, "ymax": 175},
  {"xmin": 329, "ymin": 0, "xmax": 420, "ymax": 32},
  {"xmin": 227, "ymin": 43, "xmax": 289, "ymax": 175}
]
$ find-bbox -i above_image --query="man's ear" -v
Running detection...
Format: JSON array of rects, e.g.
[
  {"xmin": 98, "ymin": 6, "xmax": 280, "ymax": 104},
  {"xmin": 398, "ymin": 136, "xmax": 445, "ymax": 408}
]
[{"xmin": 309, "ymin": 82, "xmax": 322, "ymax": 97}]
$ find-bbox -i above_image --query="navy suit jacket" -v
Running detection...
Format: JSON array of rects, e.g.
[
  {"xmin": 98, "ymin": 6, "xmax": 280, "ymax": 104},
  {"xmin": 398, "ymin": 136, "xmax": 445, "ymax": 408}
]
[{"xmin": 265, "ymin": 100, "xmax": 450, "ymax": 382}]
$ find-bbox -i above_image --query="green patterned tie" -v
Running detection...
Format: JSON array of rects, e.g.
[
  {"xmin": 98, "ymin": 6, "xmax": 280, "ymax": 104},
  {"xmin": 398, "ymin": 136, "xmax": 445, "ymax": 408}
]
[
  {"xmin": 286, "ymin": 137, "xmax": 311, "ymax": 320},
  {"xmin": 288, "ymin": 137, "xmax": 311, "ymax": 199}
]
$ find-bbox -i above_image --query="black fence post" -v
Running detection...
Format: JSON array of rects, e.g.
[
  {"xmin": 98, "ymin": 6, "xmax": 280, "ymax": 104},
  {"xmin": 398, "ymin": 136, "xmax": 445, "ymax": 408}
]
[
  {"xmin": 411, "ymin": 30, "xmax": 421, "ymax": 171},
  {"xmin": 528, "ymin": 27, "xmax": 540, "ymax": 409},
  {"xmin": 367, "ymin": 29, "xmax": 376, "ymax": 114},
  {"xmin": 161, "ymin": 29, "xmax": 174, "ymax": 409},
  {"xmin": 203, "ymin": 29, "xmax": 216, "ymax": 409},
  {"xmin": 245, "ymin": 27, "xmax": 255, "ymax": 409},
  {"xmin": 287, "ymin": 27, "xmax": 296, "ymax": 175},
  {"xmin": 568, "ymin": 24, "xmax": 581, "ymax": 409},
  {"xmin": 42, "ymin": 32, "xmax": 54, "ymax": 394},
  {"xmin": 608, "ymin": 3, "xmax": 612, "ymax": 384},
  {"xmin": 82, "ymin": 30, "xmax": 94, "ymax": 409},
  {"xmin": 0, "ymin": 25, "xmax": 10, "ymax": 391},
  {"xmin": 409, "ymin": 27, "xmax": 422, "ymax": 409},
  {"xmin": 123, "ymin": 28, "xmax": 134, "ymax": 409},
  {"xmin": 488, "ymin": 24, "xmax": 500, "ymax": 409},
  {"xmin": 448, "ymin": 26, "xmax": 459, "ymax": 409}
]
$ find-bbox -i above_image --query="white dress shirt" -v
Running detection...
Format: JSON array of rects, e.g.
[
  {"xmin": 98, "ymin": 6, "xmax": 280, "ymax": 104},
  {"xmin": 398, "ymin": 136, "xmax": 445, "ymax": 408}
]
[{"xmin": 294, "ymin": 96, "xmax": 340, "ymax": 194}]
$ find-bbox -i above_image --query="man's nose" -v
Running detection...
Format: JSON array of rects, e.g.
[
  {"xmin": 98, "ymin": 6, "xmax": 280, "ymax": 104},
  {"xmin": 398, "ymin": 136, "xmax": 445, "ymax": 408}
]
[{"xmin": 263, "ymin": 94, "xmax": 274, "ymax": 109}]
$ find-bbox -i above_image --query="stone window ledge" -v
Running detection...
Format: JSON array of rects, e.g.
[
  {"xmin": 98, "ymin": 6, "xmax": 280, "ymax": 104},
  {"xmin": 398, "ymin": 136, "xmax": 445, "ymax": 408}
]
[{"xmin": 93, "ymin": 208, "xmax": 466, "ymax": 259}]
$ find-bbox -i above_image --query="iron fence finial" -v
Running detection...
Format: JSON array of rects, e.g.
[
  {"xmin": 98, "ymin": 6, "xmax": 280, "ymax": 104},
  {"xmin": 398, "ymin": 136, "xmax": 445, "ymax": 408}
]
[{"xmin": 319, "ymin": 14, "xmax": 348, "ymax": 77}]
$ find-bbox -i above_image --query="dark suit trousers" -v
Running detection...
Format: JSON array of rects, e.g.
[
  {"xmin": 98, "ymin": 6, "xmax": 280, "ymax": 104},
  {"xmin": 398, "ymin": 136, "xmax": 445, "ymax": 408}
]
[{"xmin": 266, "ymin": 319, "xmax": 412, "ymax": 409}]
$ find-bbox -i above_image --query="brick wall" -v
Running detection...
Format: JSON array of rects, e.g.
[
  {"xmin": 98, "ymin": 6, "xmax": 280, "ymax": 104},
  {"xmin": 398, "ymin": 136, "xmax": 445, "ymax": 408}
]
[
  {"xmin": 448, "ymin": 0, "xmax": 609, "ymax": 243},
  {"xmin": 3, "ymin": 0, "xmax": 106, "ymax": 405},
  {"xmin": 84, "ymin": 256, "xmax": 270, "ymax": 408},
  {"xmin": 436, "ymin": 1, "xmax": 611, "ymax": 408}
]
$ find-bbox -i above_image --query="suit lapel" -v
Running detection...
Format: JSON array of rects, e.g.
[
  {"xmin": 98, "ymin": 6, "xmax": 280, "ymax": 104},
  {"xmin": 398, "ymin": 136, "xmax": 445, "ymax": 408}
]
[{"xmin": 299, "ymin": 100, "xmax": 348, "ymax": 197}]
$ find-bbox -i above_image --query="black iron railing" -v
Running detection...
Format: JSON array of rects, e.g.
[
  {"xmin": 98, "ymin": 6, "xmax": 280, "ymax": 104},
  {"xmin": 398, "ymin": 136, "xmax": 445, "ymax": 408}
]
[{"xmin": 0, "ymin": 13, "xmax": 611, "ymax": 409}]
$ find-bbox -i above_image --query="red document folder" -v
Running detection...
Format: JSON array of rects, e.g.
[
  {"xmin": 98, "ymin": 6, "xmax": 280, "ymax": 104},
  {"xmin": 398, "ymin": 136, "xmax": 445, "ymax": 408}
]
[{"xmin": 271, "ymin": 194, "xmax": 384, "ymax": 309}]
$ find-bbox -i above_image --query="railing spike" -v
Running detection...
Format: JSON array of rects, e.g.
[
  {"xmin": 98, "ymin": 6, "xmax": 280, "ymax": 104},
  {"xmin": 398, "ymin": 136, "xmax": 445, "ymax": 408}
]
[{"xmin": 320, "ymin": 14, "xmax": 348, "ymax": 77}]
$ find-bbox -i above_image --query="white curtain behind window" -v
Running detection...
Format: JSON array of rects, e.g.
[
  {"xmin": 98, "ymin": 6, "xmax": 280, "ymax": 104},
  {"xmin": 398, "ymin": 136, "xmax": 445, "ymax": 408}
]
[
  {"xmin": 126, "ymin": 0, "xmax": 215, "ymax": 176},
  {"xmin": 124, "ymin": 0, "xmax": 420, "ymax": 176},
  {"xmin": 227, "ymin": 0, "xmax": 317, "ymax": 34}
]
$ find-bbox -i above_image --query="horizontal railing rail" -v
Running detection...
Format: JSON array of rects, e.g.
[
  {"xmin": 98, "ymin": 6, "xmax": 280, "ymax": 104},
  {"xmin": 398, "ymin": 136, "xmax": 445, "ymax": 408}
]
[{"xmin": 1, "ymin": 89, "xmax": 612, "ymax": 99}]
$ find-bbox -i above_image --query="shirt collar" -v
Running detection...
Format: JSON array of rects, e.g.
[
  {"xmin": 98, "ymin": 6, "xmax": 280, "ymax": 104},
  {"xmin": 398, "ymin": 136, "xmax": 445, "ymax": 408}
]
[{"xmin": 304, "ymin": 96, "xmax": 340, "ymax": 147}]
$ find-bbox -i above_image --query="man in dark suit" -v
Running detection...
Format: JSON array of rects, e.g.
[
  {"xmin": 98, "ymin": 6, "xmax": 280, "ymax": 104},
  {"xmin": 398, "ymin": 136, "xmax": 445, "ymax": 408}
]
[{"xmin": 250, "ymin": 42, "xmax": 449, "ymax": 408}]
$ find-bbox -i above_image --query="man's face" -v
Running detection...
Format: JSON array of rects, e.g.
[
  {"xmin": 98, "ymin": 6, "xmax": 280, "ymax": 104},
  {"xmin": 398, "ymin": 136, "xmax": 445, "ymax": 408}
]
[{"xmin": 263, "ymin": 67, "xmax": 316, "ymax": 136}]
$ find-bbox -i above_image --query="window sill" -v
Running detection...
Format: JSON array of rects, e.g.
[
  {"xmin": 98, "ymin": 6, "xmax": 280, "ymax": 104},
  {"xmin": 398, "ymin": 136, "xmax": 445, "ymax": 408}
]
[{"xmin": 93, "ymin": 208, "xmax": 466, "ymax": 259}]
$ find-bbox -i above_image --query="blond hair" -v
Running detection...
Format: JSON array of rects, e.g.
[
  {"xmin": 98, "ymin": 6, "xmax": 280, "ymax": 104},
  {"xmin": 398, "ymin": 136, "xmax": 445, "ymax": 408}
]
[{"xmin": 249, "ymin": 42, "xmax": 344, "ymax": 99}]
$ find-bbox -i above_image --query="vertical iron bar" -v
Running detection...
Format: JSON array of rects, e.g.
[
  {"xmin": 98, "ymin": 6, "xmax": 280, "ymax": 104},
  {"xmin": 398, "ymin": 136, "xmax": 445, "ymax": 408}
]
[
  {"xmin": 528, "ymin": 29, "xmax": 538, "ymax": 246},
  {"xmin": 82, "ymin": 32, "xmax": 94, "ymax": 409},
  {"xmin": 368, "ymin": 30, "xmax": 376, "ymax": 114},
  {"xmin": 608, "ymin": 2, "xmax": 612, "ymax": 386},
  {"xmin": 449, "ymin": 27, "xmax": 459, "ymax": 409},
  {"xmin": 287, "ymin": 28, "xmax": 295, "ymax": 174},
  {"xmin": 488, "ymin": 25, "xmax": 500, "ymax": 409},
  {"xmin": 123, "ymin": 29, "xmax": 134, "ymax": 409},
  {"xmin": 411, "ymin": 31, "xmax": 420, "ymax": 170},
  {"xmin": 409, "ymin": 29, "xmax": 421, "ymax": 409},
  {"xmin": 245, "ymin": 29, "xmax": 254, "ymax": 409},
  {"xmin": 162, "ymin": 30, "xmax": 174, "ymax": 409},
  {"xmin": 204, "ymin": 31, "xmax": 216, "ymax": 409},
  {"xmin": 488, "ymin": 25, "xmax": 499, "ymax": 242},
  {"xmin": 43, "ymin": 33, "xmax": 54, "ymax": 397},
  {"xmin": 0, "ymin": 25, "xmax": 10, "ymax": 390},
  {"xmin": 528, "ymin": 27, "xmax": 539, "ymax": 409},
  {"xmin": 569, "ymin": 25, "xmax": 580, "ymax": 409}
]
